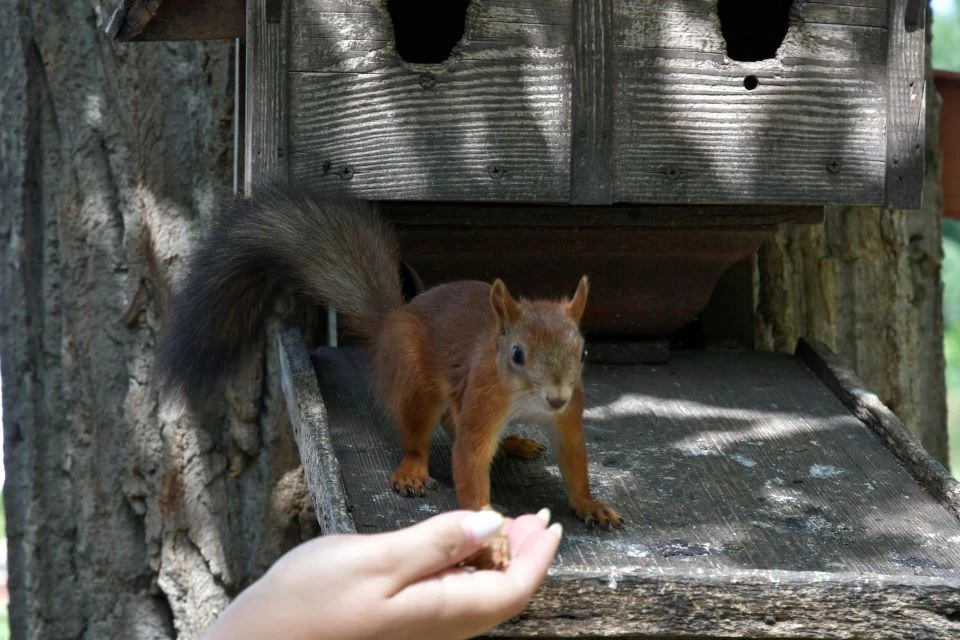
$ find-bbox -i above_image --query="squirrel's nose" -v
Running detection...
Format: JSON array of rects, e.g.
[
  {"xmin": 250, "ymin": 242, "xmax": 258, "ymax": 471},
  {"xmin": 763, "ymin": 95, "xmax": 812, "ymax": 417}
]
[{"xmin": 547, "ymin": 396, "xmax": 568, "ymax": 410}]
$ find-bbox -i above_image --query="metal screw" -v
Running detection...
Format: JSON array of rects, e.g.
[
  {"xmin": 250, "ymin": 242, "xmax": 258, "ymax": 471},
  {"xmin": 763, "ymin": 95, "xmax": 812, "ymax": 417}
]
[
  {"xmin": 418, "ymin": 74, "xmax": 436, "ymax": 89},
  {"xmin": 277, "ymin": 147, "xmax": 284, "ymax": 158},
  {"xmin": 827, "ymin": 160, "xmax": 842, "ymax": 174},
  {"xmin": 487, "ymin": 165, "xmax": 505, "ymax": 179},
  {"xmin": 665, "ymin": 166, "xmax": 680, "ymax": 180},
  {"xmin": 338, "ymin": 166, "xmax": 354, "ymax": 180}
]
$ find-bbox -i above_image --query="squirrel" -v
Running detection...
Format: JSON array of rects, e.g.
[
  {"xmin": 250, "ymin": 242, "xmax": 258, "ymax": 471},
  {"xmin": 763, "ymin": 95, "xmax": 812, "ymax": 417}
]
[{"xmin": 160, "ymin": 188, "xmax": 623, "ymax": 530}]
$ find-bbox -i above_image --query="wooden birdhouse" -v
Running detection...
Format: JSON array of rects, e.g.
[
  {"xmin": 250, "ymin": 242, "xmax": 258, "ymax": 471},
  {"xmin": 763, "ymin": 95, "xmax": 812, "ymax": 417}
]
[
  {"xmin": 109, "ymin": 2, "xmax": 960, "ymax": 639},
  {"xmin": 108, "ymin": 0, "xmax": 926, "ymax": 207},
  {"xmin": 245, "ymin": 0, "xmax": 925, "ymax": 209}
]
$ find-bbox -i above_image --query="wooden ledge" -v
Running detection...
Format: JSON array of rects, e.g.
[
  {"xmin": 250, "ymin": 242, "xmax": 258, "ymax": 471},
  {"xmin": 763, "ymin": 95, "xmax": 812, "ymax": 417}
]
[{"xmin": 280, "ymin": 328, "xmax": 960, "ymax": 638}]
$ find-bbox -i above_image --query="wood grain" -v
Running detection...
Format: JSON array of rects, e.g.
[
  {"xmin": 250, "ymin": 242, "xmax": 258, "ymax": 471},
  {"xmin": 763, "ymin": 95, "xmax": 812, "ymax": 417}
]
[
  {"xmin": 279, "ymin": 328, "xmax": 355, "ymax": 534},
  {"xmin": 283, "ymin": 0, "xmax": 924, "ymax": 207},
  {"xmin": 797, "ymin": 339, "xmax": 960, "ymax": 520},
  {"xmin": 245, "ymin": 0, "xmax": 289, "ymax": 192},
  {"xmin": 885, "ymin": 0, "xmax": 926, "ymax": 208},
  {"xmin": 571, "ymin": 0, "xmax": 613, "ymax": 204},
  {"xmin": 611, "ymin": 1, "xmax": 889, "ymax": 205},
  {"xmin": 282, "ymin": 332, "xmax": 960, "ymax": 638},
  {"xmin": 287, "ymin": 0, "xmax": 572, "ymax": 202}
]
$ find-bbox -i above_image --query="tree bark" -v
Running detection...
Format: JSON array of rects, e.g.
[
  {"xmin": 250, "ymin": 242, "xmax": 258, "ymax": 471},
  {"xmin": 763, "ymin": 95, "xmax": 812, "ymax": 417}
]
[
  {"xmin": 0, "ymin": 2, "xmax": 317, "ymax": 638},
  {"xmin": 754, "ymin": 5, "xmax": 947, "ymax": 463}
]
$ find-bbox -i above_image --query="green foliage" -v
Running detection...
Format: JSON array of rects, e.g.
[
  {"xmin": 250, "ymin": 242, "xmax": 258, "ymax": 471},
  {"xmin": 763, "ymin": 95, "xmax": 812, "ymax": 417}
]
[
  {"xmin": 935, "ymin": 1, "xmax": 960, "ymax": 71},
  {"xmin": 936, "ymin": 5, "xmax": 960, "ymax": 476}
]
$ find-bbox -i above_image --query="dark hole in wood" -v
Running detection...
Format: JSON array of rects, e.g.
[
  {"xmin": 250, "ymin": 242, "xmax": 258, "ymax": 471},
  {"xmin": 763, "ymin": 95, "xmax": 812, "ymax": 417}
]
[
  {"xmin": 743, "ymin": 75, "xmax": 759, "ymax": 90},
  {"xmin": 717, "ymin": 0, "xmax": 794, "ymax": 62},
  {"xmin": 387, "ymin": 0, "xmax": 470, "ymax": 64}
]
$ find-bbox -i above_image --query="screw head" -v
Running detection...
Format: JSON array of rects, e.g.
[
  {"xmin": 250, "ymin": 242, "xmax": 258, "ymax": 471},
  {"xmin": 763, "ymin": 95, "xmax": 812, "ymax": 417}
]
[
  {"xmin": 418, "ymin": 73, "xmax": 436, "ymax": 89},
  {"xmin": 338, "ymin": 166, "xmax": 354, "ymax": 180},
  {"xmin": 487, "ymin": 165, "xmax": 505, "ymax": 179},
  {"xmin": 827, "ymin": 160, "xmax": 842, "ymax": 174},
  {"xmin": 665, "ymin": 166, "xmax": 680, "ymax": 180}
]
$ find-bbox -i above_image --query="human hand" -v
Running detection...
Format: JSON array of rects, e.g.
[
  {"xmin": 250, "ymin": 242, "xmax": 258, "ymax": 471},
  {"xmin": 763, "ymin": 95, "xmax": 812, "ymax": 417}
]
[{"xmin": 205, "ymin": 509, "xmax": 562, "ymax": 640}]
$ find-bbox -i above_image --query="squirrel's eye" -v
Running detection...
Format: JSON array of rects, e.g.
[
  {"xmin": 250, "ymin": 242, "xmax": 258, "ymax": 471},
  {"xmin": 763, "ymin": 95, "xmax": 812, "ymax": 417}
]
[
  {"xmin": 511, "ymin": 345, "xmax": 525, "ymax": 366},
  {"xmin": 581, "ymin": 347, "xmax": 588, "ymax": 363}
]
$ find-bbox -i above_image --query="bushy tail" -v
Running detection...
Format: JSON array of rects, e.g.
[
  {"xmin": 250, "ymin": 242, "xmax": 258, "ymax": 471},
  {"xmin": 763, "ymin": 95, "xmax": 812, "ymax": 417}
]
[{"xmin": 159, "ymin": 188, "xmax": 403, "ymax": 407}]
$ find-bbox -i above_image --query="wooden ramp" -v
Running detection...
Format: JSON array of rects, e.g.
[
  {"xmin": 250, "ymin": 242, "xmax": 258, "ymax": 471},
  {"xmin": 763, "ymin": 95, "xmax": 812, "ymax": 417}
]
[{"xmin": 279, "ymin": 329, "xmax": 960, "ymax": 639}]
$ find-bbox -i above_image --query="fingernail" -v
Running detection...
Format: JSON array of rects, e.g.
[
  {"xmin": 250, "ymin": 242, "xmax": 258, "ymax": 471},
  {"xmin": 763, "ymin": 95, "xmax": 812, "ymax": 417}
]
[
  {"xmin": 548, "ymin": 522, "xmax": 563, "ymax": 539},
  {"xmin": 462, "ymin": 509, "xmax": 504, "ymax": 543},
  {"xmin": 536, "ymin": 508, "xmax": 551, "ymax": 525}
]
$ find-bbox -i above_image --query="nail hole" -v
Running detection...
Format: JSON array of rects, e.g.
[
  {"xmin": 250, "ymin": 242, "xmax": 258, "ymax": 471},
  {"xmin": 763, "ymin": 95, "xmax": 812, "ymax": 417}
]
[
  {"xmin": 743, "ymin": 75, "xmax": 759, "ymax": 90},
  {"xmin": 387, "ymin": 0, "xmax": 470, "ymax": 64},
  {"xmin": 718, "ymin": 0, "xmax": 794, "ymax": 62}
]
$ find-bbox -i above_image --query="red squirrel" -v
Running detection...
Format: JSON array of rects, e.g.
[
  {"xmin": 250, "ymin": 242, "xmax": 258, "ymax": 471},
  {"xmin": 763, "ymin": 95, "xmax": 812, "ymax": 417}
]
[{"xmin": 161, "ymin": 188, "xmax": 623, "ymax": 529}]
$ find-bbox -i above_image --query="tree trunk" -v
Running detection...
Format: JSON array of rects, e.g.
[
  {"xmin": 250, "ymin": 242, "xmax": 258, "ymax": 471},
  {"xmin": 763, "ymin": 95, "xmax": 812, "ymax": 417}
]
[
  {"xmin": 0, "ymin": 2, "xmax": 317, "ymax": 638},
  {"xmin": 754, "ymin": 6, "xmax": 947, "ymax": 463}
]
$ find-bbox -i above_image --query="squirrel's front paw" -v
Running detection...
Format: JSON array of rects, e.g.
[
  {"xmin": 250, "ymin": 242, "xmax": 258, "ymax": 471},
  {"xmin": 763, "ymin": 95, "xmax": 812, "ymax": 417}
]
[
  {"xmin": 389, "ymin": 460, "xmax": 438, "ymax": 497},
  {"xmin": 573, "ymin": 499, "xmax": 624, "ymax": 531}
]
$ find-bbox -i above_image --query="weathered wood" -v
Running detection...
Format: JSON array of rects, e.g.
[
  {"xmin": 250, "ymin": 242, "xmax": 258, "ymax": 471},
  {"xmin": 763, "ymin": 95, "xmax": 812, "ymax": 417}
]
[
  {"xmin": 571, "ymin": 0, "xmax": 613, "ymax": 204},
  {"xmin": 797, "ymin": 338, "xmax": 960, "ymax": 520},
  {"xmin": 612, "ymin": 1, "xmax": 889, "ymax": 205},
  {"xmin": 287, "ymin": 0, "xmax": 572, "ymax": 202},
  {"xmin": 283, "ymin": 333, "xmax": 960, "ymax": 638},
  {"xmin": 885, "ymin": 0, "xmax": 927, "ymax": 208},
  {"xmin": 279, "ymin": 328, "xmax": 354, "ymax": 534},
  {"xmin": 107, "ymin": 0, "xmax": 246, "ymax": 41},
  {"xmin": 754, "ymin": 32, "xmax": 946, "ymax": 462},
  {"xmin": 280, "ymin": 0, "xmax": 923, "ymax": 206},
  {"xmin": 245, "ymin": 0, "xmax": 289, "ymax": 192}
]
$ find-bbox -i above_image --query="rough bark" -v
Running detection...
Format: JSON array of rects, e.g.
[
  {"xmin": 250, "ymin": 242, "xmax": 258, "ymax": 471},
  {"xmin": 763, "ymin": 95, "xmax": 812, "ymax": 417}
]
[
  {"xmin": 0, "ymin": 2, "xmax": 317, "ymax": 639},
  {"xmin": 754, "ymin": 4, "xmax": 946, "ymax": 463}
]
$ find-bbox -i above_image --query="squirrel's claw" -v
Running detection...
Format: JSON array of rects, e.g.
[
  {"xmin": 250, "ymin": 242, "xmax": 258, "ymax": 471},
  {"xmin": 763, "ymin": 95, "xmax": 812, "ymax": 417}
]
[
  {"xmin": 389, "ymin": 464, "xmax": 438, "ymax": 497},
  {"xmin": 574, "ymin": 500, "xmax": 624, "ymax": 531}
]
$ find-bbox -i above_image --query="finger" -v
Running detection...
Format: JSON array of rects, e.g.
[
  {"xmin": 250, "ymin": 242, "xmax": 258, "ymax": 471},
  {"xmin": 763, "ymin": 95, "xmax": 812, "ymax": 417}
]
[
  {"xmin": 376, "ymin": 509, "xmax": 506, "ymax": 592},
  {"xmin": 502, "ymin": 510, "xmax": 552, "ymax": 554},
  {"xmin": 388, "ymin": 524, "xmax": 562, "ymax": 637},
  {"xmin": 503, "ymin": 520, "xmax": 562, "ymax": 593}
]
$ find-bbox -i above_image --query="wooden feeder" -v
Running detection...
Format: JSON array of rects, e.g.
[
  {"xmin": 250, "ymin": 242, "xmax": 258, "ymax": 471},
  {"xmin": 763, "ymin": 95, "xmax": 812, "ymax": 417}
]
[{"xmin": 108, "ymin": 1, "xmax": 954, "ymax": 638}]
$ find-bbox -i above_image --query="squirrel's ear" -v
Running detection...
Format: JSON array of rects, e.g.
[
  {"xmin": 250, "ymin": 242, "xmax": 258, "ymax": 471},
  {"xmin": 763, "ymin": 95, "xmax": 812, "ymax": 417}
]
[
  {"xmin": 566, "ymin": 275, "xmax": 589, "ymax": 324},
  {"xmin": 490, "ymin": 279, "xmax": 521, "ymax": 333}
]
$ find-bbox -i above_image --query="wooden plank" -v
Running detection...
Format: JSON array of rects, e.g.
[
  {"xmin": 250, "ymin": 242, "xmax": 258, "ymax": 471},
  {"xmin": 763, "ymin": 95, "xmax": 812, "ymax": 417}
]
[
  {"xmin": 611, "ymin": 1, "xmax": 890, "ymax": 205},
  {"xmin": 288, "ymin": 340, "xmax": 960, "ymax": 638},
  {"xmin": 288, "ymin": 63, "xmax": 571, "ymax": 201},
  {"xmin": 245, "ymin": 0, "xmax": 289, "ymax": 192},
  {"xmin": 570, "ymin": 0, "xmax": 613, "ymax": 204},
  {"xmin": 286, "ymin": 0, "xmax": 571, "ymax": 202},
  {"xmin": 796, "ymin": 338, "xmax": 960, "ymax": 520},
  {"xmin": 278, "ymin": 328, "xmax": 355, "ymax": 534},
  {"xmin": 233, "ymin": 38, "xmax": 245, "ymax": 194},
  {"xmin": 884, "ymin": 0, "xmax": 926, "ymax": 208},
  {"xmin": 379, "ymin": 202, "xmax": 824, "ymax": 227}
]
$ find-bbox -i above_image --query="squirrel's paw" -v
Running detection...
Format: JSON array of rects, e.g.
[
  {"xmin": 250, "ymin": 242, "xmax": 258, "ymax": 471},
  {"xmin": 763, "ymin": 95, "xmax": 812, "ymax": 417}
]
[
  {"xmin": 389, "ymin": 463, "xmax": 438, "ymax": 497},
  {"xmin": 498, "ymin": 435, "xmax": 546, "ymax": 460},
  {"xmin": 460, "ymin": 532, "xmax": 510, "ymax": 571},
  {"xmin": 573, "ymin": 500, "xmax": 624, "ymax": 531}
]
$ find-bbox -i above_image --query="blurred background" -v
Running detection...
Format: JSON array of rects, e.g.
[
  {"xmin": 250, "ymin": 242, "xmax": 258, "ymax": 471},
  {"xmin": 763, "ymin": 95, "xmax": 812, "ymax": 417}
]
[{"xmin": 934, "ymin": 0, "xmax": 960, "ymax": 475}]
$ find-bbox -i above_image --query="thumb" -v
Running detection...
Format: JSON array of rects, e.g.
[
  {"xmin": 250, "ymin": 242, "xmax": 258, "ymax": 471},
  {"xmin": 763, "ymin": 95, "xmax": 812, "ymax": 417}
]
[{"xmin": 378, "ymin": 509, "xmax": 505, "ymax": 592}]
